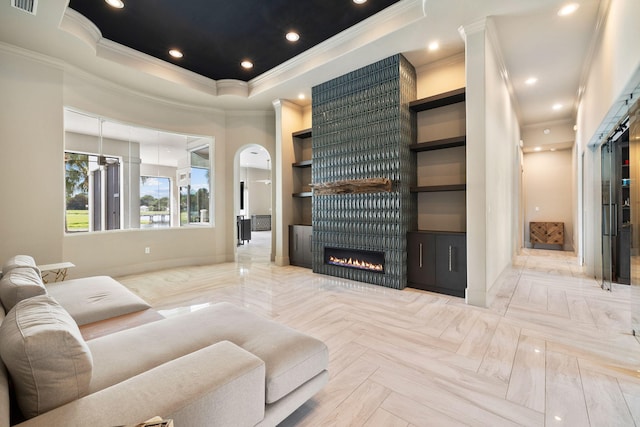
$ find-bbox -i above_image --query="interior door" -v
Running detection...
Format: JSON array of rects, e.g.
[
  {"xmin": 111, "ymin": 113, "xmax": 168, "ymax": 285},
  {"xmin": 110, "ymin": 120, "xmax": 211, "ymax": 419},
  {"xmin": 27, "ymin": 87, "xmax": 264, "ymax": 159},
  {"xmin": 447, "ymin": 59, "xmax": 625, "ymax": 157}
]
[{"xmin": 602, "ymin": 138, "xmax": 614, "ymax": 291}]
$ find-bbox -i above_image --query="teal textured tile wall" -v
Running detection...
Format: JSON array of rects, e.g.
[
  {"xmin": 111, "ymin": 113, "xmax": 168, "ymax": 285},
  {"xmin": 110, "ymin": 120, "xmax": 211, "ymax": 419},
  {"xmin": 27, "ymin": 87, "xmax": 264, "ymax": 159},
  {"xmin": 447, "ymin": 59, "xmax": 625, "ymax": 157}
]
[{"xmin": 311, "ymin": 54, "xmax": 416, "ymax": 289}]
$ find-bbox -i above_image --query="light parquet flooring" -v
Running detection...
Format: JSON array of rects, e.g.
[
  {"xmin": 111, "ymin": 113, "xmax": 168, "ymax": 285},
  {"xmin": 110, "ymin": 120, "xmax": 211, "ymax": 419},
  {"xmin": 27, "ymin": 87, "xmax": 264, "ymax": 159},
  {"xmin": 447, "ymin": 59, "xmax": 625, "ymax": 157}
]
[{"xmin": 116, "ymin": 236, "xmax": 640, "ymax": 426}]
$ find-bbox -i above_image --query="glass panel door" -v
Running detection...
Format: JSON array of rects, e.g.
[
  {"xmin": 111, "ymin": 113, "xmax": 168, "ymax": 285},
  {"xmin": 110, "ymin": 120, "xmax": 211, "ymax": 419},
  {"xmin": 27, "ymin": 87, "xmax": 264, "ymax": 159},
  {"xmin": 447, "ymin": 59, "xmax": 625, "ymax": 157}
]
[
  {"xmin": 629, "ymin": 97, "xmax": 640, "ymax": 336},
  {"xmin": 602, "ymin": 138, "xmax": 614, "ymax": 291}
]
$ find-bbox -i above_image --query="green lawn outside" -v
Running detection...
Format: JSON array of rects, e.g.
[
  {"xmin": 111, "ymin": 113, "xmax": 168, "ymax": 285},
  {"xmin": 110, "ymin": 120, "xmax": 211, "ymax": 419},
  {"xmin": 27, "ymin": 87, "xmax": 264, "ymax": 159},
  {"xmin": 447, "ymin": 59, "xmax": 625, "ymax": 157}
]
[
  {"xmin": 66, "ymin": 210, "xmax": 88, "ymax": 231},
  {"xmin": 66, "ymin": 210, "xmax": 172, "ymax": 229}
]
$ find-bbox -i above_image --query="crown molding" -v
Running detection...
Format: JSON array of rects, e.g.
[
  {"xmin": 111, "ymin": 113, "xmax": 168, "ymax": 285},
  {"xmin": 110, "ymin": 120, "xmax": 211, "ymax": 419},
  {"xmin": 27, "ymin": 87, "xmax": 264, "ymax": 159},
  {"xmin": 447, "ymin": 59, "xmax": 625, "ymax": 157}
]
[
  {"xmin": 96, "ymin": 38, "xmax": 219, "ymax": 97},
  {"xmin": 458, "ymin": 17, "xmax": 487, "ymax": 40},
  {"xmin": 250, "ymin": 0, "xmax": 425, "ymax": 96},
  {"xmin": 59, "ymin": 8, "xmax": 101, "ymax": 54},
  {"xmin": 272, "ymin": 98, "xmax": 304, "ymax": 112},
  {"xmin": 217, "ymin": 79, "xmax": 249, "ymax": 98},
  {"xmin": 0, "ymin": 40, "xmax": 65, "ymax": 71},
  {"xmin": 60, "ymin": 8, "xmax": 227, "ymax": 99},
  {"xmin": 414, "ymin": 51, "xmax": 464, "ymax": 74},
  {"xmin": 64, "ymin": 64, "xmax": 227, "ymax": 115}
]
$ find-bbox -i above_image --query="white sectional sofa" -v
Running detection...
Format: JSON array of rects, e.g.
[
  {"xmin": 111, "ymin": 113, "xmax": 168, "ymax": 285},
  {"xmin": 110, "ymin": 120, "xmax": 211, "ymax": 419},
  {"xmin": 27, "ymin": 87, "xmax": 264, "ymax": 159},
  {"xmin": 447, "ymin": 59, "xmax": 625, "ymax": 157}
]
[{"xmin": 0, "ymin": 256, "xmax": 328, "ymax": 427}]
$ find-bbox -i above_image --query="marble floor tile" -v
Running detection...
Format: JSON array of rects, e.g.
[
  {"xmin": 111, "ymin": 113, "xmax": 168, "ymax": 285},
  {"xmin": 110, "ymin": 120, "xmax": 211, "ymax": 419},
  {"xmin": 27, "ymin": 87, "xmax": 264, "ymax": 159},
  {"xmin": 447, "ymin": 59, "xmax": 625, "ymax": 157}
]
[{"xmin": 116, "ymin": 242, "xmax": 640, "ymax": 426}]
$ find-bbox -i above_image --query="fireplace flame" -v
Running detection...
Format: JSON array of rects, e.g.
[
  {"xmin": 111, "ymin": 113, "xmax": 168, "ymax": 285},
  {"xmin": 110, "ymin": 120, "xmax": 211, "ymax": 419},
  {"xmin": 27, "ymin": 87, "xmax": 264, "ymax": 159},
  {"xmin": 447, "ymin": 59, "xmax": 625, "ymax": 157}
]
[{"xmin": 327, "ymin": 255, "xmax": 384, "ymax": 272}]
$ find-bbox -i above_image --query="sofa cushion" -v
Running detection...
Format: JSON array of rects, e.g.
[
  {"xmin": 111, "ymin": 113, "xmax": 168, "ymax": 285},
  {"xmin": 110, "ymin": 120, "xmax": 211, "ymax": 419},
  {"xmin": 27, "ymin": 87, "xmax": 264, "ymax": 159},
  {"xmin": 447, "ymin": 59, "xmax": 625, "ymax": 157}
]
[
  {"xmin": 2, "ymin": 255, "xmax": 39, "ymax": 276},
  {"xmin": 87, "ymin": 302, "xmax": 328, "ymax": 404},
  {"xmin": 47, "ymin": 276, "xmax": 151, "ymax": 326},
  {"xmin": 0, "ymin": 267, "xmax": 47, "ymax": 311},
  {"xmin": 0, "ymin": 295, "xmax": 93, "ymax": 419}
]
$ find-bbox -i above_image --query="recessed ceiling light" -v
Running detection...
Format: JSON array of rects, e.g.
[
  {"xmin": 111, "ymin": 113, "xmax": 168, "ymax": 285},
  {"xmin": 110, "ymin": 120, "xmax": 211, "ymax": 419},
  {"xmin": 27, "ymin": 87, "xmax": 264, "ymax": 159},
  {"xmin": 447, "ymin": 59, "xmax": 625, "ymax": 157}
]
[
  {"xmin": 241, "ymin": 60, "xmax": 254, "ymax": 69},
  {"xmin": 550, "ymin": 148, "xmax": 557, "ymax": 152},
  {"xmin": 534, "ymin": 147, "xmax": 542, "ymax": 152},
  {"xmin": 298, "ymin": 93, "xmax": 306, "ymax": 100},
  {"xmin": 353, "ymin": 0, "xmax": 367, "ymax": 4},
  {"xmin": 286, "ymin": 32, "xmax": 300, "ymax": 42},
  {"xmin": 552, "ymin": 103, "xmax": 563, "ymax": 110},
  {"xmin": 428, "ymin": 41, "xmax": 439, "ymax": 51},
  {"xmin": 558, "ymin": 3, "xmax": 579, "ymax": 16},
  {"xmin": 105, "ymin": 0, "xmax": 124, "ymax": 8},
  {"xmin": 525, "ymin": 77, "xmax": 538, "ymax": 85},
  {"xmin": 544, "ymin": 128, "xmax": 551, "ymax": 134},
  {"xmin": 168, "ymin": 49, "xmax": 183, "ymax": 59}
]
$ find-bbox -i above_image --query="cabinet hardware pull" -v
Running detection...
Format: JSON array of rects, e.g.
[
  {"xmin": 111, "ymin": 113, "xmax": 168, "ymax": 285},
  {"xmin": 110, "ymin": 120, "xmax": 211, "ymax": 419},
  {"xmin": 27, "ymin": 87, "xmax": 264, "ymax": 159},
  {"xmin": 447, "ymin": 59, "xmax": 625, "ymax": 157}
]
[
  {"xmin": 448, "ymin": 245, "xmax": 453, "ymax": 272},
  {"xmin": 295, "ymin": 234, "xmax": 298, "ymax": 251},
  {"xmin": 419, "ymin": 243, "xmax": 423, "ymax": 268}
]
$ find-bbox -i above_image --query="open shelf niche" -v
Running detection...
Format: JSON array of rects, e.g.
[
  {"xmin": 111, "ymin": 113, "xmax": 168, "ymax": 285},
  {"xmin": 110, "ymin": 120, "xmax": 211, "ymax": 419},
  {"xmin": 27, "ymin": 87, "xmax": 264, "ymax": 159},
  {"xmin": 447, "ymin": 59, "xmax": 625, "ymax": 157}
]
[
  {"xmin": 290, "ymin": 128, "xmax": 313, "ymax": 268},
  {"xmin": 406, "ymin": 88, "xmax": 467, "ymax": 297},
  {"xmin": 291, "ymin": 128, "xmax": 313, "ymax": 224}
]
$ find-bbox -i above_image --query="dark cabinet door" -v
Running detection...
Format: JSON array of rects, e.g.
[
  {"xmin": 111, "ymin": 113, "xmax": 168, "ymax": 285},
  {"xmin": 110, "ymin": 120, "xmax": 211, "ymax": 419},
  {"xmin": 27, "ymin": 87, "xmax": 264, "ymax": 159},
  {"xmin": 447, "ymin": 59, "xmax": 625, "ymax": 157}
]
[
  {"xmin": 302, "ymin": 226, "xmax": 313, "ymax": 267},
  {"xmin": 407, "ymin": 231, "xmax": 466, "ymax": 297},
  {"xmin": 290, "ymin": 225, "xmax": 312, "ymax": 268},
  {"xmin": 407, "ymin": 232, "xmax": 435, "ymax": 289},
  {"xmin": 435, "ymin": 234, "xmax": 467, "ymax": 294}
]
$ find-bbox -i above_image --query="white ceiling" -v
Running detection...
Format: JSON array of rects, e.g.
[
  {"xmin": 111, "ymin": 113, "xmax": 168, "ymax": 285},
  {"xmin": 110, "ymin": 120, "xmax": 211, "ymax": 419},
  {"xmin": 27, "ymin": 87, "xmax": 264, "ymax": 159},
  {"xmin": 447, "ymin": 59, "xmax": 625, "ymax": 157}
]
[{"xmin": 1, "ymin": 0, "xmax": 604, "ymax": 151}]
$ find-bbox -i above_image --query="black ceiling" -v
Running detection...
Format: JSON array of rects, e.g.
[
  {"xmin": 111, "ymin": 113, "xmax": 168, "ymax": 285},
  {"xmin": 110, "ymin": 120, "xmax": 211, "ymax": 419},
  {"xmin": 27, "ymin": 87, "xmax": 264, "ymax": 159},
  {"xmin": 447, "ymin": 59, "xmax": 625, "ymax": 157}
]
[{"xmin": 68, "ymin": 0, "xmax": 402, "ymax": 82}]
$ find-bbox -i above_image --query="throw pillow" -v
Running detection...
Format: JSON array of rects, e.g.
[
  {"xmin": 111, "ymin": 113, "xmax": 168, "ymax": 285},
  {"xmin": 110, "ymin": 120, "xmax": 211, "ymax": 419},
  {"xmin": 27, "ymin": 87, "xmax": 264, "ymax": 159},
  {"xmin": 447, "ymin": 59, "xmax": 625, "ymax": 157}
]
[
  {"xmin": 0, "ymin": 267, "xmax": 47, "ymax": 311},
  {"xmin": 0, "ymin": 295, "xmax": 93, "ymax": 418}
]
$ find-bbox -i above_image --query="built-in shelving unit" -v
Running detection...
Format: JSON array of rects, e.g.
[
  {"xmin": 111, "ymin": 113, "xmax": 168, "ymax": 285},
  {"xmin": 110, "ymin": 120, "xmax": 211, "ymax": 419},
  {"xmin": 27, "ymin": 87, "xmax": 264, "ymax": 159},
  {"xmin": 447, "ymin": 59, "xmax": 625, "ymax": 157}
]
[
  {"xmin": 409, "ymin": 88, "xmax": 466, "ymax": 112},
  {"xmin": 290, "ymin": 128, "xmax": 313, "ymax": 267},
  {"xmin": 410, "ymin": 184, "xmax": 466, "ymax": 193},
  {"xmin": 291, "ymin": 127, "xmax": 313, "ymax": 215},
  {"xmin": 407, "ymin": 88, "xmax": 467, "ymax": 297},
  {"xmin": 409, "ymin": 136, "xmax": 466, "ymax": 152},
  {"xmin": 292, "ymin": 191, "xmax": 313, "ymax": 198}
]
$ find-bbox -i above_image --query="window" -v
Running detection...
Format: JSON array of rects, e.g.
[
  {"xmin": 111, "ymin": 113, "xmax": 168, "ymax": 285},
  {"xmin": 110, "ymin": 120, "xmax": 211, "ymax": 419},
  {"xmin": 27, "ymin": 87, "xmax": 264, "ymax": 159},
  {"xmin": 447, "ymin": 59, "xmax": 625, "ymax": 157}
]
[
  {"xmin": 140, "ymin": 176, "xmax": 171, "ymax": 228},
  {"xmin": 64, "ymin": 109, "xmax": 213, "ymax": 233},
  {"xmin": 65, "ymin": 153, "xmax": 121, "ymax": 232}
]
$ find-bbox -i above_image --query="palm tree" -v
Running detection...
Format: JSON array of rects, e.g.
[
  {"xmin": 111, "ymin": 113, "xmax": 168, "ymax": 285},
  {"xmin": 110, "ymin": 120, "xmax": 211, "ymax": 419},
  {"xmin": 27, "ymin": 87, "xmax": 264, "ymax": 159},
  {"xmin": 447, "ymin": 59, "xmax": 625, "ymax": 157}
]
[{"xmin": 65, "ymin": 153, "xmax": 89, "ymax": 196}]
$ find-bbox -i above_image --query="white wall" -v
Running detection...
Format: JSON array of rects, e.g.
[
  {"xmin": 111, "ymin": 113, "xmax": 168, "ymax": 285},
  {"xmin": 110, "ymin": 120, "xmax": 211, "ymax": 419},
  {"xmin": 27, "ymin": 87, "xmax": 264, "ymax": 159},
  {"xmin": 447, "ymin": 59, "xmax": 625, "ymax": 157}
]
[
  {"xmin": 576, "ymin": 0, "xmax": 640, "ymax": 277},
  {"xmin": 273, "ymin": 100, "xmax": 305, "ymax": 266},
  {"xmin": 226, "ymin": 111, "xmax": 276, "ymax": 258},
  {"xmin": 415, "ymin": 53, "xmax": 465, "ymax": 98},
  {"xmin": 483, "ymin": 23, "xmax": 521, "ymax": 296},
  {"xmin": 461, "ymin": 19, "xmax": 521, "ymax": 306},
  {"xmin": 0, "ymin": 45, "xmax": 277, "ymax": 278},
  {"xmin": 0, "ymin": 50, "xmax": 64, "ymax": 265},
  {"xmin": 523, "ymin": 149, "xmax": 574, "ymax": 250},
  {"xmin": 241, "ymin": 167, "xmax": 272, "ymax": 216}
]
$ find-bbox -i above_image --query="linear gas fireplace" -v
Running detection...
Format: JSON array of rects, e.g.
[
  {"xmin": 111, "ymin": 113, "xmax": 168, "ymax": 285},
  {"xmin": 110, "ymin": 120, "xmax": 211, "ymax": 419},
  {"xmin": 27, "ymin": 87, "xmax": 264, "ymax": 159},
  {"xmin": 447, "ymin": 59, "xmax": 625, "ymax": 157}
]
[
  {"xmin": 311, "ymin": 54, "xmax": 416, "ymax": 289},
  {"xmin": 324, "ymin": 247, "xmax": 385, "ymax": 273}
]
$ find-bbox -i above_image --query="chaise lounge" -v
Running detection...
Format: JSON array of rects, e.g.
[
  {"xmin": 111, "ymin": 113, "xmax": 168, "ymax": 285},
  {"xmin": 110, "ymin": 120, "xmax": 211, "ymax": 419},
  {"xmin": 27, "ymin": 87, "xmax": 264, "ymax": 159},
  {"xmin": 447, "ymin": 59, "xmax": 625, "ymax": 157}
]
[{"xmin": 0, "ymin": 255, "xmax": 328, "ymax": 426}]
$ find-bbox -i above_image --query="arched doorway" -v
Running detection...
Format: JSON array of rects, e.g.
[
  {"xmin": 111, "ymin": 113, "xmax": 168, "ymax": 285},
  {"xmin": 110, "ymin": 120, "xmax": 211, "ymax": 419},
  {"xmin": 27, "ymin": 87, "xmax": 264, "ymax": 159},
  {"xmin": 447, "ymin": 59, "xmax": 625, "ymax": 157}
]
[{"xmin": 236, "ymin": 145, "xmax": 273, "ymax": 264}]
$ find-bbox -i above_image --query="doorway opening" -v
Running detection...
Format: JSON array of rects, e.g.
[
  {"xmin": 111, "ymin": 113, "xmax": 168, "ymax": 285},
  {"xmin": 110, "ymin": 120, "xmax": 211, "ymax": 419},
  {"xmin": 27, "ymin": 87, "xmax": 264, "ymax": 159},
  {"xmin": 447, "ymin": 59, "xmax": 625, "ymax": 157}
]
[{"xmin": 236, "ymin": 145, "xmax": 273, "ymax": 264}]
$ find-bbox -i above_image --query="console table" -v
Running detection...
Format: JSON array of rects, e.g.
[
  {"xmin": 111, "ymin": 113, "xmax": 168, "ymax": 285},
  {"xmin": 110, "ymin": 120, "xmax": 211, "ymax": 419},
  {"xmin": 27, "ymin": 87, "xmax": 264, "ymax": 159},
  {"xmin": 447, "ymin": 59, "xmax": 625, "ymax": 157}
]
[
  {"xmin": 530, "ymin": 222, "xmax": 564, "ymax": 249},
  {"xmin": 251, "ymin": 214, "xmax": 271, "ymax": 231},
  {"xmin": 39, "ymin": 262, "xmax": 75, "ymax": 283}
]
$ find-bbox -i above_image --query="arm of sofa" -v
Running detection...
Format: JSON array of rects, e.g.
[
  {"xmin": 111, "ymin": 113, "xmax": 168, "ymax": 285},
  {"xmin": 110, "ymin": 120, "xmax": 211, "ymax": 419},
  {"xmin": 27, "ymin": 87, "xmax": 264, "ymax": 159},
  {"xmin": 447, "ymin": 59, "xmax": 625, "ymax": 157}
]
[{"xmin": 15, "ymin": 341, "xmax": 266, "ymax": 427}]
